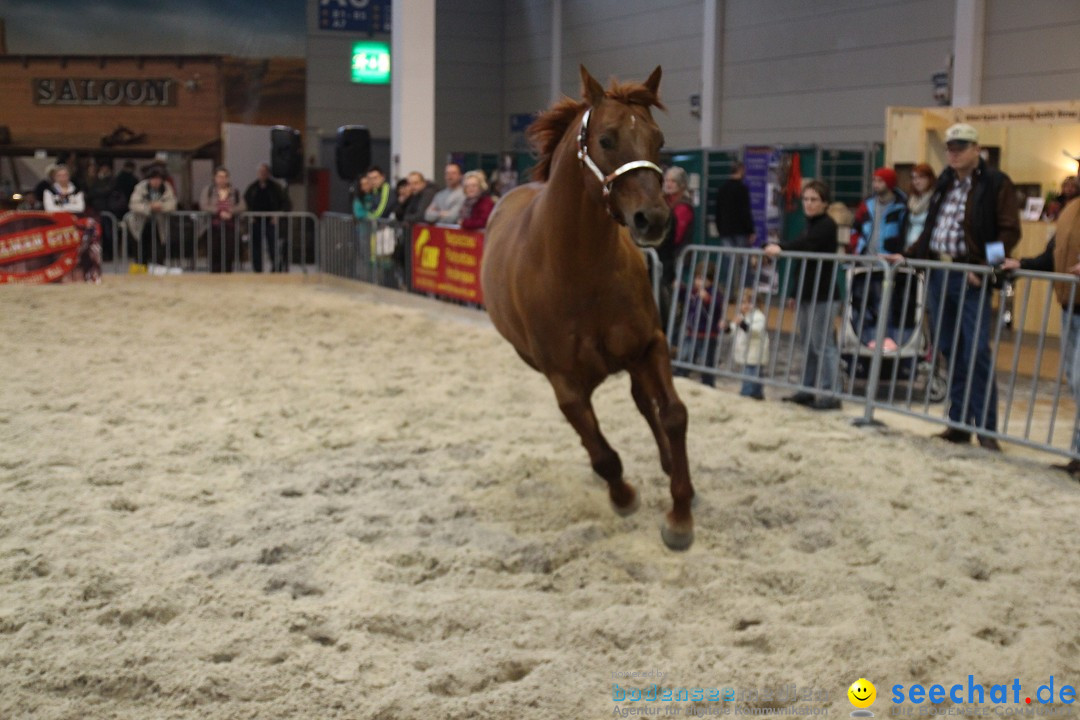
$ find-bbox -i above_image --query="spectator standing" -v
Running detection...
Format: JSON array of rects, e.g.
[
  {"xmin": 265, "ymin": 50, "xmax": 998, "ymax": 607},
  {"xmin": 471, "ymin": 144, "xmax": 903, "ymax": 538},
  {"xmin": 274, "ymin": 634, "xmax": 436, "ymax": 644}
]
[
  {"xmin": 33, "ymin": 164, "xmax": 59, "ymax": 208},
  {"xmin": 491, "ymin": 153, "xmax": 519, "ymax": 197},
  {"xmin": 895, "ymin": 123, "xmax": 1021, "ymax": 451},
  {"xmin": 146, "ymin": 160, "xmax": 176, "ymax": 194},
  {"xmin": 86, "ymin": 162, "xmax": 118, "ymax": 261},
  {"xmin": 850, "ymin": 167, "xmax": 909, "ymax": 349},
  {"xmin": 403, "ymin": 172, "xmax": 438, "ymax": 224},
  {"xmin": 764, "ymin": 180, "xmax": 842, "ymax": 411},
  {"xmin": 714, "ymin": 160, "xmax": 755, "ymax": 248},
  {"xmin": 728, "ymin": 288, "xmax": 769, "ymax": 400},
  {"xmin": 906, "ymin": 163, "xmax": 937, "ymax": 249},
  {"xmin": 352, "ymin": 174, "xmax": 373, "ymax": 220},
  {"xmin": 459, "ymin": 170, "xmax": 495, "ymax": 229},
  {"xmin": 244, "ymin": 162, "xmax": 291, "ymax": 273},
  {"xmin": 391, "ymin": 179, "xmax": 412, "ymax": 221},
  {"xmin": 1001, "ymin": 201, "xmax": 1080, "ymax": 478},
  {"xmin": 200, "ymin": 166, "xmax": 247, "ymax": 273},
  {"xmin": 87, "ymin": 162, "xmax": 115, "ymax": 215},
  {"xmin": 423, "ymin": 163, "xmax": 466, "ymax": 224},
  {"xmin": 365, "ymin": 166, "xmax": 393, "ymax": 219},
  {"xmin": 714, "ymin": 161, "xmax": 755, "ymax": 287},
  {"xmin": 127, "ymin": 167, "xmax": 177, "ymax": 265},
  {"xmin": 676, "ymin": 266, "xmax": 721, "ymax": 387},
  {"xmin": 42, "ymin": 165, "xmax": 86, "ymax": 214},
  {"xmin": 111, "ymin": 161, "xmax": 139, "ymax": 217},
  {"xmin": 1043, "ymin": 176, "xmax": 1080, "ymax": 222},
  {"xmin": 658, "ymin": 166, "xmax": 695, "ymax": 327}
]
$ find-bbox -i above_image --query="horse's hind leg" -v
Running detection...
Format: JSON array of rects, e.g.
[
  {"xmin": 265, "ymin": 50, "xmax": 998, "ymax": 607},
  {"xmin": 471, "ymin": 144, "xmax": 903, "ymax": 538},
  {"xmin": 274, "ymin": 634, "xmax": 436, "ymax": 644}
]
[
  {"xmin": 550, "ymin": 375, "xmax": 639, "ymax": 516},
  {"xmin": 636, "ymin": 339, "xmax": 694, "ymax": 550},
  {"xmin": 630, "ymin": 373, "xmax": 673, "ymax": 475}
]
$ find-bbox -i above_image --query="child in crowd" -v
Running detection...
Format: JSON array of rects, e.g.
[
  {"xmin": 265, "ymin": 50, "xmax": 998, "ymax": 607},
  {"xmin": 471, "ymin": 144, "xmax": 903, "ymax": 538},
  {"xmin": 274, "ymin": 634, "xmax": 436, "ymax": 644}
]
[
  {"xmin": 727, "ymin": 288, "xmax": 769, "ymax": 399},
  {"xmin": 677, "ymin": 264, "xmax": 722, "ymax": 387}
]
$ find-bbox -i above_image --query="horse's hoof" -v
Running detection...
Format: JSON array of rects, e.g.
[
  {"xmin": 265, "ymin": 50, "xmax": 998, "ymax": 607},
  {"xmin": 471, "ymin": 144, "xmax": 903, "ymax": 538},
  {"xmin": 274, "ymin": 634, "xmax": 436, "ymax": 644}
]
[
  {"xmin": 611, "ymin": 488, "xmax": 640, "ymax": 517},
  {"xmin": 660, "ymin": 520, "xmax": 694, "ymax": 551}
]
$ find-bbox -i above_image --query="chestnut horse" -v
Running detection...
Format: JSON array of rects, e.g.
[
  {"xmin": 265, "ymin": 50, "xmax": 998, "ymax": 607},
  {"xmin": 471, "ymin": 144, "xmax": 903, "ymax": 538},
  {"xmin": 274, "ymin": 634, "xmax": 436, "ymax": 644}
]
[{"xmin": 481, "ymin": 66, "xmax": 694, "ymax": 549}]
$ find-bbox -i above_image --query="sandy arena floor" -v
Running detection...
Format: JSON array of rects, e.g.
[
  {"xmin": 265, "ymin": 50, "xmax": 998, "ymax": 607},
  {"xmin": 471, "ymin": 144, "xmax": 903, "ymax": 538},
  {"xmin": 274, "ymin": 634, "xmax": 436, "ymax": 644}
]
[{"xmin": 1, "ymin": 275, "xmax": 1077, "ymax": 720}]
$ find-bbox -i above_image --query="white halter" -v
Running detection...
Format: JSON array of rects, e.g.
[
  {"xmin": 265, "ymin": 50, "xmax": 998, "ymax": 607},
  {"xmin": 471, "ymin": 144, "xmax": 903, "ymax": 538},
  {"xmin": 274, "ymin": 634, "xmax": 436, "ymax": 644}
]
[{"xmin": 576, "ymin": 108, "xmax": 663, "ymax": 221}]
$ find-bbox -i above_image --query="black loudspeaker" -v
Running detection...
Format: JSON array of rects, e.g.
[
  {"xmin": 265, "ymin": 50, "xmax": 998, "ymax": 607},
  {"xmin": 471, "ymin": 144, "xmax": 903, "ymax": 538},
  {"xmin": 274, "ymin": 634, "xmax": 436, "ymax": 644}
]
[
  {"xmin": 335, "ymin": 125, "xmax": 371, "ymax": 181},
  {"xmin": 270, "ymin": 125, "xmax": 301, "ymax": 180}
]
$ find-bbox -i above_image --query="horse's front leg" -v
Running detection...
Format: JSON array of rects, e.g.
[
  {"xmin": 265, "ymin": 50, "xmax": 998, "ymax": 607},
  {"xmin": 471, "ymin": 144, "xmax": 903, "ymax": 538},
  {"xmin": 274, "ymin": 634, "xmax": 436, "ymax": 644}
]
[
  {"xmin": 635, "ymin": 339, "xmax": 694, "ymax": 550},
  {"xmin": 549, "ymin": 374, "xmax": 639, "ymax": 516},
  {"xmin": 630, "ymin": 373, "xmax": 673, "ymax": 475}
]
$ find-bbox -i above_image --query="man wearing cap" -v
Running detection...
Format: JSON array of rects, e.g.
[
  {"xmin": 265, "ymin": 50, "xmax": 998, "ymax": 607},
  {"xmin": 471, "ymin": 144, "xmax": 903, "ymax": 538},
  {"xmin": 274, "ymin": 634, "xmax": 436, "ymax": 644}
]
[{"xmin": 895, "ymin": 122, "xmax": 1021, "ymax": 451}]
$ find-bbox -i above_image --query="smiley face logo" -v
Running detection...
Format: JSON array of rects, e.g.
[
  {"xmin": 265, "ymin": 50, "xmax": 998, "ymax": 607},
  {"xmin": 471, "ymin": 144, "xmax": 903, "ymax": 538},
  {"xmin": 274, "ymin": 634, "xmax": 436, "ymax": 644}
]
[{"xmin": 848, "ymin": 678, "xmax": 877, "ymax": 709}]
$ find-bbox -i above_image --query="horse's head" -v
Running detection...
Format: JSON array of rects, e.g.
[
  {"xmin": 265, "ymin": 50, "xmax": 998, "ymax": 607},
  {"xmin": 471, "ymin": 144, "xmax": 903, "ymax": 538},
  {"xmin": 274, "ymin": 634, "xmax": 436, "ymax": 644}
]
[{"xmin": 577, "ymin": 65, "xmax": 670, "ymax": 247}]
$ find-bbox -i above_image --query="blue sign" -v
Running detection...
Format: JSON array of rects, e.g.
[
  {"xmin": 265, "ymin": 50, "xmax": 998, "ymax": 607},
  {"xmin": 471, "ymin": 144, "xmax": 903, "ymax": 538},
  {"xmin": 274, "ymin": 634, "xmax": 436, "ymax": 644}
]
[
  {"xmin": 509, "ymin": 113, "xmax": 535, "ymax": 133},
  {"xmin": 743, "ymin": 146, "xmax": 772, "ymax": 248},
  {"xmin": 319, "ymin": 0, "xmax": 392, "ymax": 33}
]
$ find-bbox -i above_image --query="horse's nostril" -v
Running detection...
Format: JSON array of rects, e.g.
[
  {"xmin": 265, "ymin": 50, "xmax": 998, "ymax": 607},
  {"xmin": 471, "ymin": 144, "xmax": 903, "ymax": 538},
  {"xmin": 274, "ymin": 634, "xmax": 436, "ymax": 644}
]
[{"xmin": 633, "ymin": 211, "xmax": 649, "ymax": 230}]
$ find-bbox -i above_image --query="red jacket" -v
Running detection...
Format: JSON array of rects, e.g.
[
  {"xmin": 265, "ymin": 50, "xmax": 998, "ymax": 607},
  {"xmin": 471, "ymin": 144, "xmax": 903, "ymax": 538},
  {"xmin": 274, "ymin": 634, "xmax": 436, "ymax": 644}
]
[{"xmin": 460, "ymin": 194, "xmax": 494, "ymax": 230}]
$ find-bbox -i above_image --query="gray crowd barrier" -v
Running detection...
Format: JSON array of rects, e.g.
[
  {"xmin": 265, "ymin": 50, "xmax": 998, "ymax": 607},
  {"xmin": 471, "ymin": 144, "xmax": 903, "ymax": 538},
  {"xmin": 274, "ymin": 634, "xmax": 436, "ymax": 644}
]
[
  {"xmin": 667, "ymin": 244, "xmax": 1079, "ymax": 462},
  {"xmin": 317, "ymin": 217, "xmax": 664, "ymax": 306},
  {"xmin": 108, "ymin": 211, "xmax": 319, "ymax": 274},
  {"xmin": 317, "ymin": 215, "xmax": 408, "ymax": 289}
]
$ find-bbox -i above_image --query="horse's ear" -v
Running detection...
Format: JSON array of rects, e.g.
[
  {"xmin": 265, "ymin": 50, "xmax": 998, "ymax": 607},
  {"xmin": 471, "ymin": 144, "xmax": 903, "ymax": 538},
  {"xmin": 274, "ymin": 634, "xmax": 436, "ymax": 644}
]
[
  {"xmin": 643, "ymin": 66, "xmax": 662, "ymax": 100},
  {"xmin": 580, "ymin": 65, "xmax": 605, "ymax": 106}
]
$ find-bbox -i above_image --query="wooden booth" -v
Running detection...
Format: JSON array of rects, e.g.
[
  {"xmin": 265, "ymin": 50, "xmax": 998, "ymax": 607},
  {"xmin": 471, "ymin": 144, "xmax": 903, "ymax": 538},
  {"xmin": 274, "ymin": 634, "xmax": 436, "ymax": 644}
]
[
  {"xmin": 886, "ymin": 101, "xmax": 1080, "ymax": 338},
  {"xmin": 0, "ymin": 55, "xmax": 227, "ymax": 203},
  {"xmin": 0, "ymin": 55, "xmax": 305, "ymax": 207}
]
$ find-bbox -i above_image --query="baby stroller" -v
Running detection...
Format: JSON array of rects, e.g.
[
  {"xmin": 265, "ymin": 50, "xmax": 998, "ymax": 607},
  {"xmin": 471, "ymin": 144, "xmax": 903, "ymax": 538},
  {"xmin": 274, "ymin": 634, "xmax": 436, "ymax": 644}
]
[{"xmin": 839, "ymin": 264, "xmax": 947, "ymax": 402}]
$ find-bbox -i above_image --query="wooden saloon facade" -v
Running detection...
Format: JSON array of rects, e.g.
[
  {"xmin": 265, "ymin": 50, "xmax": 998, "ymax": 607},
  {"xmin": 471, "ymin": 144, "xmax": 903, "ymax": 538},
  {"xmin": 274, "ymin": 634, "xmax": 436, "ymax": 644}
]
[{"xmin": 0, "ymin": 54, "xmax": 305, "ymax": 205}]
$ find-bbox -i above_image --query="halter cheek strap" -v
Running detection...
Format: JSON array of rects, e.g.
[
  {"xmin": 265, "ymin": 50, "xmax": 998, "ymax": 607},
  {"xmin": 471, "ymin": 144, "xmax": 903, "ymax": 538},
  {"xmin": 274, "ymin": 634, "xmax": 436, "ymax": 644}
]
[{"xmin": 576, "ymin": 108, "xmax": 663, "ymax": 220}]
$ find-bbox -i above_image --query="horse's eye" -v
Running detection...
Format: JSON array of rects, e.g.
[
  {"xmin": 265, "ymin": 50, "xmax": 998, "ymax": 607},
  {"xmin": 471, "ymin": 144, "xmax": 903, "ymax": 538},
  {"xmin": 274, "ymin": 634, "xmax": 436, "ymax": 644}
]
[{"xmin": 599, "ymin": 135, "xmax": 615, "ymax": 150}]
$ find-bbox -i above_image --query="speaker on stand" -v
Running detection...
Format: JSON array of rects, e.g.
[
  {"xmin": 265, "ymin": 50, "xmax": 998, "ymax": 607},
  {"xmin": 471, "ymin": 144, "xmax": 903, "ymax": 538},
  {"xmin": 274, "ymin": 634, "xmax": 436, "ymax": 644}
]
[
  {"xmin": 270, "ymin": 125, "xmax": 302, "ymax": 181},
  {"xmin": 335, "ymin": 125, "xmax": 371, "ymax": 181}
]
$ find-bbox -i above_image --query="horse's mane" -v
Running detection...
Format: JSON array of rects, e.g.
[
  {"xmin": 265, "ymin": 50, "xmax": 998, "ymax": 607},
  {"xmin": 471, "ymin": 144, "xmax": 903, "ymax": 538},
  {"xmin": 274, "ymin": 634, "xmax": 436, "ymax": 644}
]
[{"xmin": 528, "ymin": 81, "xmax": 665, "ymax": 182}]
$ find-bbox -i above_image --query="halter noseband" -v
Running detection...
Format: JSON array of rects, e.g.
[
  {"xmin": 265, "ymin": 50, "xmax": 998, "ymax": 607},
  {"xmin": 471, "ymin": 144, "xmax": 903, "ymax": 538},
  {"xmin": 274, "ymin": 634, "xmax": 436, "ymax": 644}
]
[{"xmin": 576, "ymin": 108, "xmax": 663, "ymax": 221}]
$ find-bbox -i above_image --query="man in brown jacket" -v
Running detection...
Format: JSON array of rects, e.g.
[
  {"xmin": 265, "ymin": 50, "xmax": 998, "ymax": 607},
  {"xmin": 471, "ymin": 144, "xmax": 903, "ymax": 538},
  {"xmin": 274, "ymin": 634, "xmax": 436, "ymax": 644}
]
[
  {"xmin": 895, "ymin": 123, "xmax": 1021, "ymax": 451},
  {"xmin": 1002, "ymin": 197, "xmax": 1080, "ymax": 478}
]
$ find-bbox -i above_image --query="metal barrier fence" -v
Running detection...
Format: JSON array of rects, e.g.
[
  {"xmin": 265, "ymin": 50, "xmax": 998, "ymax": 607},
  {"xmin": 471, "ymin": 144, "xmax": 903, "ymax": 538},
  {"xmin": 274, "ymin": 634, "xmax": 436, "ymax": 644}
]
[
  {"xmin": 105, "ymin": 211, "xmax": 319, "ymax": 274},
  {"xmin": 317, "ymin": 215, "xmax": 407, "ymax": 289},
  {"xmin": 667, "ymin": 245, "xmax": 1079, "ymax": 462},
  {"xmin": 88, "ymin": 211, "xmax": 1078, "ymax": 461},
  {"xmin": 316, "ymin": 217, "xmax": 661, "ymax": 303}
]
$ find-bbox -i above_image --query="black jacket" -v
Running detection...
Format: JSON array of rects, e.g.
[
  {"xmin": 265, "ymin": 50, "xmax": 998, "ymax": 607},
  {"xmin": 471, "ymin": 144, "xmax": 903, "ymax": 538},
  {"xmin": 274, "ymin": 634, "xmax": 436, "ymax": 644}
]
[
  {"xmin": 780, "ymin": 213, "xmax": 839, "ymax": 302},
  {"xmin": 244, "ymin": 179, "xmax": 291, "ymax": 212},
  {"xmin": 403, "ymin": 182, "xmax": 438, "ymax": 224},
  {"xmin": 907, "ymin": 158, "xmax": 1020, "ymax": 263},
  {"xmin": 714, "ymin": 178, "xmax": 754, "ymax": 237}
]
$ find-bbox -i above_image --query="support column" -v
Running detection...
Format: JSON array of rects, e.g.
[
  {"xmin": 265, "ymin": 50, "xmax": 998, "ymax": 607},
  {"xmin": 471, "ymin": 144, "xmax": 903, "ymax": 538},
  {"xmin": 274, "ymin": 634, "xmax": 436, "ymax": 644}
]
[
  {"xmin": 391, "ymin": 0, "xmax": 435, "ymax": 181},
  {"xmin": 952, "ymin": 0, "xmax": 984, "ymax": 106},
  {"xmin": 701, "ymin": 0, "xmax": 724, "ymax": 147},
  {"xmin": 550, "ymin": 0, "xmax": 562, "ymax": 103}
]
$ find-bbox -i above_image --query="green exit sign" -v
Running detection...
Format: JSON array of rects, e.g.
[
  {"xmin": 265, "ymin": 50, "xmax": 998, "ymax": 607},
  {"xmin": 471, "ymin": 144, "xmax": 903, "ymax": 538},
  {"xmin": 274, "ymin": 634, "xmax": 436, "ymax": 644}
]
[{"xmin": 351, "ymin": 42, "xmax": 391, "ymax": 84}]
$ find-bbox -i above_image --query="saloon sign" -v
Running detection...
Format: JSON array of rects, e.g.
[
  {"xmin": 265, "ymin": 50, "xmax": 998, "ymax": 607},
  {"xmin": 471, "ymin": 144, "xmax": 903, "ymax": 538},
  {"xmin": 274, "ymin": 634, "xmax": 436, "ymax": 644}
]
[{"xmin": 34, "ymin": 78, "xmax": 175, "ymax": 106}]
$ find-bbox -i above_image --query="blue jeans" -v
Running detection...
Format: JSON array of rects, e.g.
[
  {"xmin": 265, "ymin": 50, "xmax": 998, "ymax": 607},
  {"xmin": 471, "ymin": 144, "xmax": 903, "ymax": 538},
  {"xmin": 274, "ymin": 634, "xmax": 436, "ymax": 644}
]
[
  {"xmin": 251, "ymin": 221, "xmax": 277, "ymax": 273},
  {"xmin": 927, "ymin": 269, "xmax": 998, "ymax": 431},
  {"xmin": 717, "ymin": 235, "xmax": 749, "ymax": 289},
  {"xmin": 1063, "ymin": 310, "xmax": 1080, "ymax": 454},
  {"xmin": 796, "ymin": 299, "xmax": 840, "ymax": 394},
  {"xmin": 739, "ymin": 365, "xmax": 764, "ymax": 398},
  {"xmin": 677, "ymin": 334, "xmax": 720, "ymax": 387}
]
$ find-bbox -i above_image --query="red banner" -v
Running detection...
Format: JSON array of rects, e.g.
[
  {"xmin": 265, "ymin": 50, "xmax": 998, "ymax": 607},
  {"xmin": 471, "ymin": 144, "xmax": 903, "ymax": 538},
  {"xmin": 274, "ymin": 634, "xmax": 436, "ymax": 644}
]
[
  {"xmin": 0, "ymin": 211, "xmax": 84, "ymax": 284},
  {"xmin": 410, "ymin": 224, "xmax": 484, "ymax": 303}
]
